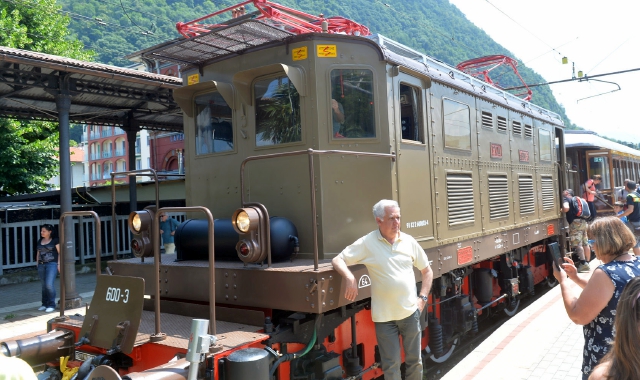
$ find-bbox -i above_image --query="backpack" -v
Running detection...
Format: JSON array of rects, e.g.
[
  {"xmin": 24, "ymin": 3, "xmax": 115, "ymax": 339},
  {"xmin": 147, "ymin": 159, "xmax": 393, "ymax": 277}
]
[{"xmin": 572, "ymin": 196, "xmax": 591, "ymax": 219}]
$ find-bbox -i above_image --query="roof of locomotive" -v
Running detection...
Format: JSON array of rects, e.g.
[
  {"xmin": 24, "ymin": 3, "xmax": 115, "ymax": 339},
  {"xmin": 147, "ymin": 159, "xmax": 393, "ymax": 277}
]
[
  {"xmin": 136, "ymin": 17, "xmax": 563, "ymax": 127},
  {"xmin": 368, "ymin": 34, "xmax": 564, "ymax": 127},
  {"xmin": 565, "ymin": 130, "xmax": 640, "ymax": 159}
]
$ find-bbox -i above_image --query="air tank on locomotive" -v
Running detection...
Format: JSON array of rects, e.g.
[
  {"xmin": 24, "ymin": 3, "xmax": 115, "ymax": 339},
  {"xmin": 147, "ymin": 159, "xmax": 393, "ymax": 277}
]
[{"xmin": 174, "ymin": 216, "xmax": 299, "ymax": 263}]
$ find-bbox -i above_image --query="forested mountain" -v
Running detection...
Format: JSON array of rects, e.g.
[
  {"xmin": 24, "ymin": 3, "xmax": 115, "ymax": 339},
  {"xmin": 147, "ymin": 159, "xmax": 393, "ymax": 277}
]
[{"xmin": 58, "ymin": 0, "xmax": 578, "ymax": 129}]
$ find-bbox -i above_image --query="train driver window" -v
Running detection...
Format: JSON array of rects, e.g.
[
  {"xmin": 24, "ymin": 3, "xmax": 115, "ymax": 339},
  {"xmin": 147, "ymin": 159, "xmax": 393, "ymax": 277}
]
[
  {"xmin": 194, "ymin": 91, "xmax": 234, "ymax": 155},
  {"xmin": 255, "ymin": 75, "xmax": 301, "ymax": 146},
  {"xmin": 399, "ymin": 83, "xmax": 424, "ymax": 143},
  {"xmin": 330, "ymin": 69, "xmax": 375, "ymax": 139},
  {"xmin": 443, "ymin": 98, "xmax": 471, "ymax": 150},
  {"xmin": 539, "ymin": 129, "xmax": 552, "ymax": 161}
]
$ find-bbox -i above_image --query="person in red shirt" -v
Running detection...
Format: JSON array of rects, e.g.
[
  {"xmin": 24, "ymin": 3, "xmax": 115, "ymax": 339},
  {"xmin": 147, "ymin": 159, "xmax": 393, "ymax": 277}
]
[{"xmin": 584, "ymin": 174, "xmax": 602, "ymax": 223}]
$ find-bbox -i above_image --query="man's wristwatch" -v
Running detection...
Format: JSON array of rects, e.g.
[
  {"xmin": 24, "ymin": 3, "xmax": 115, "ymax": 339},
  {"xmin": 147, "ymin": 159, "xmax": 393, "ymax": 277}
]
[{"xmin": 418, "ymin": 294, "xmax": 428, "ymax": 302}]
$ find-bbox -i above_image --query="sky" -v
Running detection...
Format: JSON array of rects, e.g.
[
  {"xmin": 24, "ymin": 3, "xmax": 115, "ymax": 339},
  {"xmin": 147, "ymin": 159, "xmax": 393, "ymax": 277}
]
[{"xmin": 448, "ymin": 0, "xmax": 640, "ymax": 144}]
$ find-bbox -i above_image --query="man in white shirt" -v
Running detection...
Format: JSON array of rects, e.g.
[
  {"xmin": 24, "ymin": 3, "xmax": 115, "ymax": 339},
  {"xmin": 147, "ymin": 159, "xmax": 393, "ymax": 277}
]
[
  {"xmin": 616, "ymin": 179, "xmax": 632, "ymax": 202},
  {"xmin": 332, "ymin": 199, "xmax": 433, "ymax": 380}
]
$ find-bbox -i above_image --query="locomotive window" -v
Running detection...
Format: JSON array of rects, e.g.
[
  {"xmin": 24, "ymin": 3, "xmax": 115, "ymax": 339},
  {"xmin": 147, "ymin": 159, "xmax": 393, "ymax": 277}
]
[
  {"xmin": 539, "ymin": 129, "xmax": 552, "ymax": 161},
  {"xmin": 194, "ymin": 91, "xmax": 234, "ymax": 155},
  {"xmin": 330, "ymin": 69, "xmax": 375, "ymax": 139},
  {"xmin": 255, "ymin": 75, "xmax": 301, "ymax": 146},
  {"xmin": 399, "ymin": 83, "xmax": 423, "ymax": 143},
  {"xmin": 443, "ymin": 98, "xmax": 471, "ymax": 150}
]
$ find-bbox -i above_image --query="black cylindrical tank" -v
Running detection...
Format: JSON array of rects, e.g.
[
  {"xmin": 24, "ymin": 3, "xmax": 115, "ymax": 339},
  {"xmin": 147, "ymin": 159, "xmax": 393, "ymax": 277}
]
[
  {"xmin": 224, "ymin": 348, "xmax": 270, "ymax": 380},
  {"xmin": 174, "ymin": 217, "xmax": 298, "ymax": 262},
  {"xmin": 473, "ymin": 268, "xmax": 493, "ymax": 305}
]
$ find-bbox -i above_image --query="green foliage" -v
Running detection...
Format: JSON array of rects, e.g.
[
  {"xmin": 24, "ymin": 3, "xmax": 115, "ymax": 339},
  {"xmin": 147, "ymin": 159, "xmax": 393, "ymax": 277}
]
[
  {"xmin": 0, "ymin": 0, "xmax": 94, "ymax": 59},
  {"xmin": 0, "ymin": 0, "xmax": 93, "ymax": 196},
  {"xmin": 0, "ymin": 119, "xmax": 59, "ymax": 195},
  {"xmin": 256, "ymin": 81, "xmax": 301, "ymax": 144},
  {"xmin": 69, "ymin": 124, "xmax": 84, "ymax": 145}
]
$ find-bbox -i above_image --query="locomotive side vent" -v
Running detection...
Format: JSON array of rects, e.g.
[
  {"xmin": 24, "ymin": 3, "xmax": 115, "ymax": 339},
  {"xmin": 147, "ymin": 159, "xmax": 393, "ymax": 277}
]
[
  {"xmin": 540, "ymin": 175, "xmax": 555, "ymax": 210},
  {"xmin": 497, "ymin": 116, "xmax": 507, "ymax": 133},
  {"xmin": 488, "ymin": 174, "xmax": 509, "ymax": 219},
  {"xmin": 518, "ymin": 174, "xmax": 535, "ymax": 215},
  {"xmin": 447, "ymin": 173, "xmax": 475, "ymax": 226},
  {"xmin": 481, "ymin": 111, "xmax": 493, "ymax": 129},
  {"xmin": 512, "ymin": 121, "xmax": 522, "ymax": 136},
  {"xmin": 524, "ymin": 124, "xmax": 533, "ymax": 138}
]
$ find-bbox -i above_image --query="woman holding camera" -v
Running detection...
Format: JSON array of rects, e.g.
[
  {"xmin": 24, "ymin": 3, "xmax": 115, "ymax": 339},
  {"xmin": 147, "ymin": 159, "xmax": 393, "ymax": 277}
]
[
  {"xmin": 36, "ymin": 224, "xmax": 60, "ymax": 313},
  {"xmin": 553, "ymin": 217, "xmax": 640, "ymax": 379}
]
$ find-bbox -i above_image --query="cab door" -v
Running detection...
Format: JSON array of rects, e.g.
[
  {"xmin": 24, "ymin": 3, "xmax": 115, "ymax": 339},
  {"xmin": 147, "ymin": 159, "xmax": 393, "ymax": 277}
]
[
  {"xmin": 395, "ymin": 73, "xmax": 435, "ymax": 242},
  {"xmin": 585, "ymin": 149, "xmax": 613, "ymax": 207}
]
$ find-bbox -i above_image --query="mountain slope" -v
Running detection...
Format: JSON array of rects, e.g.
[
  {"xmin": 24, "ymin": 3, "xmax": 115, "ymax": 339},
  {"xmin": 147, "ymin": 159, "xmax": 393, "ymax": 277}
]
[{"xmin": 57, "ymin": 0, "xmax": 577, "ymax": 128}]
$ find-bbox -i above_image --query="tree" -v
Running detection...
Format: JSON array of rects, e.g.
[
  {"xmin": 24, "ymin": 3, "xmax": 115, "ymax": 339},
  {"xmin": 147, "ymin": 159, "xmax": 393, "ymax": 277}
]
[
  {"xmin": 0, "ymin": 119, "xmax": 59, "ymax": 195},
  {"xmin": 0, "ymin": 0, "xmax": 93, "ymax": 196}
]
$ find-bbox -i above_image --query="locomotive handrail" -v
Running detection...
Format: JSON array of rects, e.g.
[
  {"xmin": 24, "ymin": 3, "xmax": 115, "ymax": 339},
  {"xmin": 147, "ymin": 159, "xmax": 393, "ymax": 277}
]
[
  {"xmin": 240, "ymin": 148, "xmax": 397, "ymax": 271},
  {"xmin": 58, "ymin": 211, "xmax": 101, "ymax": 319},
  {"xmin": 111, "ymin": 169, "xmax": 160, "ymax": 261},
  {"xmin": 152, "ymin": 207, "xmax": 217, "ymax": 337}
]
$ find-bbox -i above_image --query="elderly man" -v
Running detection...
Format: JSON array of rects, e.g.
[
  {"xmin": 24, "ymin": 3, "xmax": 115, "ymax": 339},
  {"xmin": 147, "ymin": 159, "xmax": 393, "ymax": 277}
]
[
  {"xmin": 562, "ymin": 189, "xmax": 591, "ymax": 272},
  {"xmin": 616, "ymin": 181, "xmax": 640, "ymax": 255},
  {"xmin": 332, "ymin": 199, "xmax": 433, "ymax": 380}
]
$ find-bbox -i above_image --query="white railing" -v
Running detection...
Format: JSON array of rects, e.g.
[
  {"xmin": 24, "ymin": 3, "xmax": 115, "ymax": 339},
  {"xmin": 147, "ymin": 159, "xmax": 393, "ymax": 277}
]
[{"xmin": 0, "ymin": 213, "xmax": 186, "ymax": 275}]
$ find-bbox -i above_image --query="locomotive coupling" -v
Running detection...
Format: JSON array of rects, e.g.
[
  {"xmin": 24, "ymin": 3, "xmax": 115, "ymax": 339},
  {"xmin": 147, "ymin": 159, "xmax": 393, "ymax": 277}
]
[{"xmin": 1, "ymin": 329, "xmax": 74, "ymax": 366}]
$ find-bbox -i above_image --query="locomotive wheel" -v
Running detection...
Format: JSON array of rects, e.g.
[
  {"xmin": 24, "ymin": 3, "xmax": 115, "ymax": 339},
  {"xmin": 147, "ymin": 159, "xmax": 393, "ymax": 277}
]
[
  {"xmin": 503, "ymin": 299, "xmax": 520, "ymax": 317},
  {"xmin": 424, "ymin": 338, "xmax": 458, "ymax": 363},
  {"xmin": 546, "ymin": 276, "xmax": 558, "ymax": 288}
]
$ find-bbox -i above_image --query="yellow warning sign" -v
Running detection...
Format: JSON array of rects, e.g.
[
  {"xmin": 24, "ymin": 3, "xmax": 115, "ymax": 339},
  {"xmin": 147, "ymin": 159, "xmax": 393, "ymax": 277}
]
[
  {"xmin": 187, "ymin": 73, "xmax": 199, "ymax": 85},
  {"xmin": 317, "ymin": 45, "xmax": 337, "ymax": 58},
  {"xmin": 292, "ymin": 47, "xmax": 308, "ymax": 61}
]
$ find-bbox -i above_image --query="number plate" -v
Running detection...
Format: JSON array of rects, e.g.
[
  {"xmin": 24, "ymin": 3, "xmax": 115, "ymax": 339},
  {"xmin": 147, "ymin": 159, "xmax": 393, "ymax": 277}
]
[{"xmin": 75, "ymin": 351, "xmax": 96, "ymax": 362}]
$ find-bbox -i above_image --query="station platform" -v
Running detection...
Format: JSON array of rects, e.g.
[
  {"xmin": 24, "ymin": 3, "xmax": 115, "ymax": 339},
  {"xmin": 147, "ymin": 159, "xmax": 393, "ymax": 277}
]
[{"xmin": 442, "ymin": 263, "xmax": 594, "ymax": 380}]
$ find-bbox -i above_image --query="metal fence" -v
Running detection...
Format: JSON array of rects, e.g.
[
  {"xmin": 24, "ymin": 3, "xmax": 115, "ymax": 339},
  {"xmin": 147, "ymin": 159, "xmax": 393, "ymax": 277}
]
[{"xmin": 0, "ymin": 213, "xmax": 186, "ymax": 275}]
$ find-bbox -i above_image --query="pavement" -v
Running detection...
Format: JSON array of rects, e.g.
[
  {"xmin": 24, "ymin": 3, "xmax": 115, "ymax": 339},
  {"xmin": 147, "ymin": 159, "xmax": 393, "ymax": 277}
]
[
  {"xmin": 441, "ymin": 262, "xmax": 596, "ymax": 380},
  {"xmin": 0, "ymin": 273, "xmax": 97, "ymax": 341}
]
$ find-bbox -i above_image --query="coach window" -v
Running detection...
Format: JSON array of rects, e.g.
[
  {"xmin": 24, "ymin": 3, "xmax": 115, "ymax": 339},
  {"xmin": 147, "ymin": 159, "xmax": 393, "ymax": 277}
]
[
  {"xmin": 400, "ymin": 83, "xmax": 423, "ymax": 143},
  {"xmin": 330, "ymin": 69, "xmax": 375, "ymax": 139},
  {"xmin": 539, "ymin": 129, "xmax": 552, "ymax": 161},
  {"xmin": 255, "ymin": 75, "xmax": 301, "ymax": 146},
  {"xmin": 443, "ymin": 98, "xmax": 471, "ymax": 150},
  {"xmin": 194, "ymin": 91, "xmax": 233, "ymax": 155}
]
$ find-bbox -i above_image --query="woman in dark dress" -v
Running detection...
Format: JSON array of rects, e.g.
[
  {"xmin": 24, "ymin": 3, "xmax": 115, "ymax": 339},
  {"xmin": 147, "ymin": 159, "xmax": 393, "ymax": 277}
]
[
  {"xmin": 553, "ymin": 216, "xmax": 640, "ymax": 380},
  {"xmin": 36, "ymin": 224, "xmax": 60, "ymax": 313}
]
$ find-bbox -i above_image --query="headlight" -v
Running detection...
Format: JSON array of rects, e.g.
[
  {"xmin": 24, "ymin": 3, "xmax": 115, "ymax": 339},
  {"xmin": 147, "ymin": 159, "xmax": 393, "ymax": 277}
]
[
  {"xmin": 131, "ymin": 214, "xmax": 142, "ymax": 233},
  {"xmin": 235, "ymin": 210, "xmax": 250, "ymax": 233}
]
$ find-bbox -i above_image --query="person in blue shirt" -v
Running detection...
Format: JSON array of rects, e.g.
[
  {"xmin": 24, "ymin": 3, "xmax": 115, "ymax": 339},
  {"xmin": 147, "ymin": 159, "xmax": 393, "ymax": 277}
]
[
  {"xmin": 159, "ymin": 212, "xmax": 180, "ymax": 254},
  {"xmin": 614, "ymin": 201, "xmax": 628, "ymax": 224}
]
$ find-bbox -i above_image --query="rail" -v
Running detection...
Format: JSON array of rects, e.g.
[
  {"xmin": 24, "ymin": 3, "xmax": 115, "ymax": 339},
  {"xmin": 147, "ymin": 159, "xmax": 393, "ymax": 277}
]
[
  {"xmin": 58, "ymin": 211, "xmax": 101, "ymax": 319},
  {"xmin": 152, "ymin": 206, "xmax": 217, "ymax": 338},
  {"xmin": 240, "ymin": 148, "xmax": 396, "ymax": 271}
]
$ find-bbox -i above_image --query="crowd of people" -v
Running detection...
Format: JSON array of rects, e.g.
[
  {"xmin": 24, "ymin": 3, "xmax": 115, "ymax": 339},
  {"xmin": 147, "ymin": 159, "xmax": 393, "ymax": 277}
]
[{"xmin": 559, "ymin": 177, "xmax": 640, "ymax": 379}]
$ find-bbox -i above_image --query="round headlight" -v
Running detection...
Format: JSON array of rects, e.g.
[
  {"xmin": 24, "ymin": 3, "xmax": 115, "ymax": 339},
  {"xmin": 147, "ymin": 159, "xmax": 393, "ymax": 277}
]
[
  {"xmin": 235, "ymin": 210, "xmax": 251, "ymax": 233},
  {"xmin": 132, "ymin": 214, "xmax": 142, "ymax": 233}
]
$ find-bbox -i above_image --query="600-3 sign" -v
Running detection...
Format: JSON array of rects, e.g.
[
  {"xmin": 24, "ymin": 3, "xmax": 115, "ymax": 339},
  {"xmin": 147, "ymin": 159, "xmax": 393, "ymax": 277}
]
[{"xmin": 105, "ymin": 287, "xmax": 130, "ymax": 303}]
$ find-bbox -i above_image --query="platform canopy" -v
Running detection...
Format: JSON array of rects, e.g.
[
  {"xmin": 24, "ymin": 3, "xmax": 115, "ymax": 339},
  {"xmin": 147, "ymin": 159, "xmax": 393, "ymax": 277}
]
[{"xmin": 0, "ymin": 46, "xmax": 183, "ymax": 131}]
